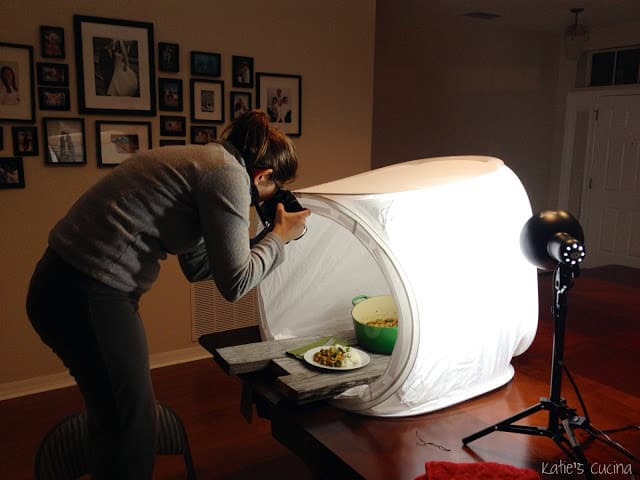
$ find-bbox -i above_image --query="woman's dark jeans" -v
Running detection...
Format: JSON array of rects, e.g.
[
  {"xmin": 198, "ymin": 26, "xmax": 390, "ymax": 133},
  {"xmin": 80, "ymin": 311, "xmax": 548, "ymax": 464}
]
[{"xmin": 26, "ymin": 248, "xmax": 156, "ymax": 479}]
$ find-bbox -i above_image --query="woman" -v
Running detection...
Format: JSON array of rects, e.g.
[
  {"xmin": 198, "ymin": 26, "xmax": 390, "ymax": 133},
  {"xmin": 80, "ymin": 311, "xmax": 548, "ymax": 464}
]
[
  {"xmin": 106, "ymin": 39, "xmax": 139, "ymax": 97},
  {"xmin": 26, "ymin": 110, "xmax": 309, "ymax": 479},
  {"xmin": 0, "ymin": 65, "xmax": 20, "ymax": 105}
]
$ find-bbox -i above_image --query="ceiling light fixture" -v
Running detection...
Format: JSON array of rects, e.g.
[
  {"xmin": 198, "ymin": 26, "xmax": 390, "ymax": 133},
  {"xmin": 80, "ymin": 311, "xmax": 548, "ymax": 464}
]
[{"xmin": 565, "ymin": 7, "xmax": 589, "ymax": 60}]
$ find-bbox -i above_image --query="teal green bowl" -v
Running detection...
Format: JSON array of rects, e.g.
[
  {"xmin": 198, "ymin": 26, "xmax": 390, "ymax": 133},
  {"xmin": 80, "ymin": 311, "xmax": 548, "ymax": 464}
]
[{"xmin": 351, "ymin": 295, "xmax": 398, "ymax": 355}]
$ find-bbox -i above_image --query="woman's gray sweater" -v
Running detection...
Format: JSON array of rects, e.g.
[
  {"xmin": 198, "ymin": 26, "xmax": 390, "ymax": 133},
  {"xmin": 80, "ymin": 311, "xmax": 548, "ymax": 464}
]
[{"xmin": 48, "ymin": 142, "xmax": 284, "ymax": 301}]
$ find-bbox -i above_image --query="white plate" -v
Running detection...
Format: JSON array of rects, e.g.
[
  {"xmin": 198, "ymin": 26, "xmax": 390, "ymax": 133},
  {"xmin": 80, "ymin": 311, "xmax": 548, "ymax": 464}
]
[{"xmin": 303, "ymin": 346, "xmax": 371, "ymax": 371}]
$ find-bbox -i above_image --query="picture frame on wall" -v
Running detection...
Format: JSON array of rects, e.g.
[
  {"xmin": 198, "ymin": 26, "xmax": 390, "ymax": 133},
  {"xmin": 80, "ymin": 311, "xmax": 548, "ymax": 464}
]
[
  {"xmin": 38, "ymin": 87, "xmax": 71, "ymax": 111},
  {"xmin": 232, "ymin": 55, "xmax": 253, "ymax": 88},
  {"xmin": 256, "ymin": 72, "xmax": 302, "ymax": 136},
  {"xmin": 158, "ymin": 77, "xmax": 183, "ymax": 111},
  {"xmin": 191, "ymin": 125, "xmax": 217, "ymax": 145},
  {"xmin": 0, "ymin": 157, "xmax": 25, "ymax": 189},
  {"xmin": 43, "ymin": 117, "xmax": 87, "ymax": 165},
  {"xmin": 12, "ymin": 126, "xmax": 38, "ymax": 156},
  {"xmin": 0, "ymin": 126, "xmax": 4, "ymax": 150},
  {"xmin": 40, "ymin": 26, "xmax": 65, "ymax": 59},
  {"xmin": 190, "ymin": 79, "xmax": 224, "ymax": 123},
  {"xmin": 230, "ymin": 91, "xmax": 251, "ymax": 120},
  {"xmin": 191, "ymin": 51, "xmax": 221, "ymax": 77},
  {"xmin": 96, "ymin": 120, "xmax": 151, "ymax": 167},
  {"xmin": 36, "ymin": 62, "xmax": 69, "ymax": 86},
  {"xmin": 158, "ymin": 42, "xmax": 179, "ymax": 72},
  {"xmin": 0, "ymin": 42, "xmax": 35, "ymax": 122},
  {"xmin": 74, "ymin": 15, "xmax": 156, "ymax": 115},
  {"xmin": 159, "ymin": 115, "xmax": 186, "ymax": 136}
]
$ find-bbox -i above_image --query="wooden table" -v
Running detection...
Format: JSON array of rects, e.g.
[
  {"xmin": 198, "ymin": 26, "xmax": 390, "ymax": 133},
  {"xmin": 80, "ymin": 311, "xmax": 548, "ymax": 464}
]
[
  {"xmin": 200, "ymin": 327, "xmax": 640, "ymax": 479},
  {"xmin": 199, "ymin": 268, "xmax": 640, "ymax": 479}
]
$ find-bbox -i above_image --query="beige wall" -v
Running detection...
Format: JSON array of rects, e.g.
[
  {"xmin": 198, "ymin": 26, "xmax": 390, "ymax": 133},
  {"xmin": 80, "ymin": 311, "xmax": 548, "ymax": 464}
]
[
  {"xmin": 0, "ymin": 0, "xmax": 375, "ymax": 386},
  {"xmin": 372, "ymin": 1, "xmax": 561, "ymax": 213}
]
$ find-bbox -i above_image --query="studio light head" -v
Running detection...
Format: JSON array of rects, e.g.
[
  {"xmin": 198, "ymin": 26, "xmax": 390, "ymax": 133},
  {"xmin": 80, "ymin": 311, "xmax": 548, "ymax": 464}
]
[{"xmin": 520, "ymin": 210, "xmax": 586, "ymax": 271}]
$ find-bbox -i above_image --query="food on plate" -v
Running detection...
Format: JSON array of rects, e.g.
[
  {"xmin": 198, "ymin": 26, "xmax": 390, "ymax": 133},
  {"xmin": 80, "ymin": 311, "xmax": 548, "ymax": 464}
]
[
  {"xmin": 366, "ymin": 317, "xmax": 398, "ymax": 328},
  {"xmin": 313, "ymin": 345, "xmax": 361, "ymax": 368}
]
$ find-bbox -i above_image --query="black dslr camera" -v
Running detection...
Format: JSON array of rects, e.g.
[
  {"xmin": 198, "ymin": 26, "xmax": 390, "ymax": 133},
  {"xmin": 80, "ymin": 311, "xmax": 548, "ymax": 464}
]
[{"xmin": 255, "ymin": 189, "xmax": 307, "ymax": 241}]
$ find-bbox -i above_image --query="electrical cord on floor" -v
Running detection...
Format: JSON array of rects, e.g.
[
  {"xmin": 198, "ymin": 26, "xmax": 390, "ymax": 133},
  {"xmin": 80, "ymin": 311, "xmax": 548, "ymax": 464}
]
[{"xmin": 563, "ymin": 362, "xmax": 640, "ymax": 467}]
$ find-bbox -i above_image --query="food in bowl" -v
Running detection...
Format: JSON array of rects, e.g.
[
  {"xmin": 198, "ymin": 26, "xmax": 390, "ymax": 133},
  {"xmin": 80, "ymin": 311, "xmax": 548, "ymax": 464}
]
[
  {"xmin": 352, "ymin": 295, "xmax": 398, "ymax": 355},
  {"xmin": 366, "ymin": 318, "xmax": 398, "ymax": 328}
]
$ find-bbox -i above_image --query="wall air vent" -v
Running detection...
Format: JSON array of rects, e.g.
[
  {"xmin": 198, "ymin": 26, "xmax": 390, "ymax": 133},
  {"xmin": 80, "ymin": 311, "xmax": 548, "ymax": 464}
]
[{"xmin": 463, "ymin": 12, "xmax": 501, "ymax": 20}]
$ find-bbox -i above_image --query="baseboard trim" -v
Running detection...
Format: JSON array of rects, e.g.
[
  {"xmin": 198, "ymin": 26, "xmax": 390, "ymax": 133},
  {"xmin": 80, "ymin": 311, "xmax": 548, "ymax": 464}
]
[{"xmin": 0, "ymin": 345, "xmax": 211, "ymax": 401}]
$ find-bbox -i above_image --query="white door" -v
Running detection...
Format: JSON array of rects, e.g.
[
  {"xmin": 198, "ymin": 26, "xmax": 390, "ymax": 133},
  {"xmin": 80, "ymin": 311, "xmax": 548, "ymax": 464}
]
[{"xmin": 581, "ymin": 95, "xmax": 640, "ymax": 268}]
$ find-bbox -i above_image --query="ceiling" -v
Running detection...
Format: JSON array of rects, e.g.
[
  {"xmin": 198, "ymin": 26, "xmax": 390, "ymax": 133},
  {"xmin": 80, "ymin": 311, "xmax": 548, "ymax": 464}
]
[{"xmin": 409, "ymin": 0, "xmax": 640, "ymax": 33}]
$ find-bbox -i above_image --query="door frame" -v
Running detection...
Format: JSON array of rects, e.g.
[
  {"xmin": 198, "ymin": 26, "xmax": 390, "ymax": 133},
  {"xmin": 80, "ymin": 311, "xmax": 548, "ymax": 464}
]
[{"xmin": 559, "ymin": 86, "xmax": 640, "ymax": 221}]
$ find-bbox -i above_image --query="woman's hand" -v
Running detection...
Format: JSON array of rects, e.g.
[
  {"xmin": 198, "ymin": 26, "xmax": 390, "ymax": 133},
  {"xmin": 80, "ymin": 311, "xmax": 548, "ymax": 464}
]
[{"xmin": 271, "ymin": 203, "xmax": 310, "ymax": 243}]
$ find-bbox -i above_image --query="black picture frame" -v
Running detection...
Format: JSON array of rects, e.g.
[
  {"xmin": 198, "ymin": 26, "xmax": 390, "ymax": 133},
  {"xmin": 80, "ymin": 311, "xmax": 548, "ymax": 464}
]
[
  {"xmin": 158, "ymin": 42, "xmax": 179, "ymax": 72},
  {"xmin": 36, "ymin": 62, "xmax": 69, "ymax": 86},
  {"xmin": 38, "ymin": 86, "xmax": 71, "ymax": 111},
  {"xmin": 0, "ymin": 157, "xmax": 25, "ymax": 189},
  {"xmin": 74, "ymin": 15, "xmax": 156, "ymax": 115},
  {"xmin": 158, "ymin": 77, "xmax": 183, "ymax": 111},
  {"xmin": 96, "ymin": 120, "xmax": 152, "ymax": 167},
  {"xmin": 42, "ymin": 117, "xmax": 87, "ymax": 165},
  {"xmin": 40, "ymin": 26, "xmax": 65, "ymax": 59},
  {"xmin": 159, "ymin": 139, "xmax": 185, "ymax": 147},
  {"xmin": 232, "ymin": 55, "xmax": 253, "ymax": 88},
  {"xmin": 159, "ymin": 115, "xmax": 186, "ymax": 136},
  {"xmin": 256, "ymin": 72, "xmax": 302, "ymax": 136},
  {"xmin": 12, "ymin": 126, "xmax": 38, "ymax": 156},
  {"xmin": 230, "ymin": 91, "xmax": 251, "ymax": 120},
  {"xmin": 190, "ymin": 125, "xmax": 217, "ymax": 145},
  {"xmin": 191, "ymin": 51, "xmax": 221, "ymax": 77},
  {"xmin": 190, "ymin": 79, "xmax": 224, "ymax": 124},
  {"xmin": 0, "ymin": 126, "xmax": 3, "ymax": 150},
  {"xmin": 0, "ymin": 42, "xmax": 36, "ymax": 122}
]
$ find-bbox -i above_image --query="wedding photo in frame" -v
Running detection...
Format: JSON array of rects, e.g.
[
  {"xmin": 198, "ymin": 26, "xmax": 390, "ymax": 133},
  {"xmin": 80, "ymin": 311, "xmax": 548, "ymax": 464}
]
[
  {"xmin": 0, "ymin": 157, "xmax": 25, "ymax": 189},
  {"xmin": 190, "ymin": 79, "xmax": 224, "ymax": 123},
  {"xmin": 43, "ymin": 117, "xmax": 86, "ymax": 165},
  {"xmin": 96, "ymin": 120, "xmax": 151, "ymax": 167},
  {"xmin": 74, "ymin": 15, "xmax": 156, "ymax": 115},
  {"xmin": 256, "ymin": 72, "xmax": 302, "ymax": 136},
  {"xmin": 0, "ymin": 42, "xmax": 35, "ymax": 122}
]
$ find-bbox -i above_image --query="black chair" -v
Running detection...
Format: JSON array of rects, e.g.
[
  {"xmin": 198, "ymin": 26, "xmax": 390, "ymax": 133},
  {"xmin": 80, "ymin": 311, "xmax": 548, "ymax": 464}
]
[{"xmin": 34, "ymin": 402, "xmax": 196, "ymax": 480}]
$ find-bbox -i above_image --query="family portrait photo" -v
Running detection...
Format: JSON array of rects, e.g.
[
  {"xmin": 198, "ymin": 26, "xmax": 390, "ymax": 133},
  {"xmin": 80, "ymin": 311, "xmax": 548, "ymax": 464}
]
[{"xmin": 257, "ymin": 72, "xmax": 301, "ymax": 136}]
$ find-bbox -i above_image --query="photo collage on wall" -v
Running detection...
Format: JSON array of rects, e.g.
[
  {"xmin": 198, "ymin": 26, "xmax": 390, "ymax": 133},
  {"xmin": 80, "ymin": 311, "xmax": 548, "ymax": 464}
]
[{"xmin": 1, "ymin": 14, "xmax": 302, "ymax": 190}]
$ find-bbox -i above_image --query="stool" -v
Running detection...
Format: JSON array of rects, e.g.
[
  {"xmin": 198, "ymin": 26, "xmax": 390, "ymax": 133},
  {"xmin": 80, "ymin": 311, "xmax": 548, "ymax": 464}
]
[{"xmin": 34, "ymin": 402, "xmax": 196, "ymax": 479}]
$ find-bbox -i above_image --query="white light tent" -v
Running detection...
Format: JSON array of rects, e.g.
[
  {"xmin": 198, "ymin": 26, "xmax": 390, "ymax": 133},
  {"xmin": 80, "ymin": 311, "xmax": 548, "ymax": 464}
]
[{"xmin": 257, "ymin": 156, "xmax": 539, "ymax": 417}]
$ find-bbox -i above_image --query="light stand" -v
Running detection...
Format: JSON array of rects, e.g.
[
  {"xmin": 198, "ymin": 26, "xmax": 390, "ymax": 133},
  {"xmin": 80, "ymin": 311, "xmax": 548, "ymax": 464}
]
[{"xmin": 462, "ymin": 211, "xmax": 640, "ymax": 476}]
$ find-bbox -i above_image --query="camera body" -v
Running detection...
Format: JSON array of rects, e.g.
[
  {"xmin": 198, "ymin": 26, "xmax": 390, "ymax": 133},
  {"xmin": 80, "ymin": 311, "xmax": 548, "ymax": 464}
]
[{"xmin": 256, "ymin": 189, "xmax": 306, "ymax": 235}]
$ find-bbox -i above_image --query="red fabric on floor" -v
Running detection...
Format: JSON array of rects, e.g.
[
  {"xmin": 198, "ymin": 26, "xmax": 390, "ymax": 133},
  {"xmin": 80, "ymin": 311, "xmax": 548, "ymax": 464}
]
[{"xmin": 414, "ymin": 461, "xmax": 540, "ymax": 480}]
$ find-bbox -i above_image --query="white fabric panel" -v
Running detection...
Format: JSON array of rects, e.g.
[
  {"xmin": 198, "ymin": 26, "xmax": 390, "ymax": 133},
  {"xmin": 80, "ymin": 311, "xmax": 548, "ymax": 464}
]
[{"xmin": 257, "ymin": 156, "xmax": 538, "ymax": 416}]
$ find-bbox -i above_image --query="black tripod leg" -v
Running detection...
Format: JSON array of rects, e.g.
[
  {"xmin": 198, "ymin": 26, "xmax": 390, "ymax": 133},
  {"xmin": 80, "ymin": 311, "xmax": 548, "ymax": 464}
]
[
  {"xmin": 581, "ymin": 422, "xmax": 640, "ymax": 464},
  {"xmin": 462, "ymin": 403, "xmax": 544, "ymax": 445}
]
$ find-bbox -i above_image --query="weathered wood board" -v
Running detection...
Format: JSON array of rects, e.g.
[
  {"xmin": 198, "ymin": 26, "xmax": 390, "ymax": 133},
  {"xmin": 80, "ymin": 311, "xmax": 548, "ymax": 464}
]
[{"xmin": 214, "ymin": 329, "xmax": 391, "ymax": 404}]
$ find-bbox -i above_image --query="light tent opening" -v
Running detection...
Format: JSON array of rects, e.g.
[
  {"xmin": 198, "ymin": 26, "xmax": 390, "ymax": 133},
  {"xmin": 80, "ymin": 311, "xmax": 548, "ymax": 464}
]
[{"xmin": 257, "ymin": 156, "xmax": 539, "ymax": 417}]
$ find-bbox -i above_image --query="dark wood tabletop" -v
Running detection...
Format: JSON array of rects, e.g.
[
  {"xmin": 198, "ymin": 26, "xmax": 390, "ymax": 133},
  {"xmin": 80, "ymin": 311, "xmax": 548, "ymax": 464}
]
[{"xmin": 200, "ymin": 267, "xmax": 640, "ymax": 479}]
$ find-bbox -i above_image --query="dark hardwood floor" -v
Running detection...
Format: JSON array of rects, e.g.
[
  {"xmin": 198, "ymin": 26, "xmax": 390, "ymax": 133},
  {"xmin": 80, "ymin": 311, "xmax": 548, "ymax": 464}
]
[
  {"xmin": 0, "ymin": 357, "xmax": 313, "ymax": 479},
  {"xmin": 1, "ymin": 265, "xmax": 638, "ymax": 479}
]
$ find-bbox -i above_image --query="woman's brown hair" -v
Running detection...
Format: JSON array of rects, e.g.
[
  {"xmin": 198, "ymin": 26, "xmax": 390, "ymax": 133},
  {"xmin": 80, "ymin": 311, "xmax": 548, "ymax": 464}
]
[{"xmin": 222, "ymin": 109, "xmax": 298, "ymax": 184}]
